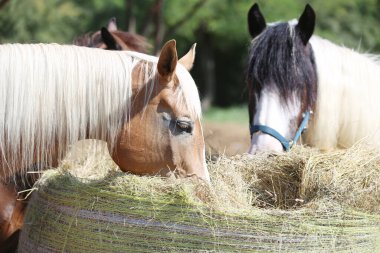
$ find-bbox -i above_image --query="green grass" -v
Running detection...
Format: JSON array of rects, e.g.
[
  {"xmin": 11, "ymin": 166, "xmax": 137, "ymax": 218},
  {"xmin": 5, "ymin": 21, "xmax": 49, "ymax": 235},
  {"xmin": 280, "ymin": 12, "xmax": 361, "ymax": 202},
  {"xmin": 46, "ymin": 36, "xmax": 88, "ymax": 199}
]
[{"xmin": 203, "ymin": 105, "xmax": 248, "ymax": 124}]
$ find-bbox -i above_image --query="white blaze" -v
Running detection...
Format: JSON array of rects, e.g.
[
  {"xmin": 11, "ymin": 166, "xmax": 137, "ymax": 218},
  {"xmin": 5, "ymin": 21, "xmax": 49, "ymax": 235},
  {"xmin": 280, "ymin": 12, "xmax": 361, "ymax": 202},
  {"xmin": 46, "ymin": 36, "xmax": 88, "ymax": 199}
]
[{"xmin": 249, "ymin": 87, "xmax": 301, "ymax": 153}]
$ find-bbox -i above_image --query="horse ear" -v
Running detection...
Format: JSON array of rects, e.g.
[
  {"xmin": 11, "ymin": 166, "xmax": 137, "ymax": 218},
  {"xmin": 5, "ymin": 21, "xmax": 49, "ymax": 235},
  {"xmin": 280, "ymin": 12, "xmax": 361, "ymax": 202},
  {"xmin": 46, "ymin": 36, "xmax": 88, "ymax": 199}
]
[
  {"xmin": 179, "ymin": 43, "xmax": 196, "ymax": 71},
  {"xmin": 296, "ymin": 4, "xmax": 316, "ymax": 45},
  {"xmin": 157, "ymin": 40, "xmax": 178, "ymax": 82},
  {"xmin": 100, "ymin": 27, "xmax": 118, "ymax": 50},
  {"xmin": 107, "ymin": 17, "xmax": 118, "ymax": 32},
  {"xmin": 248, "ymin": 3, "xmax": 266, "ymax": 38}
]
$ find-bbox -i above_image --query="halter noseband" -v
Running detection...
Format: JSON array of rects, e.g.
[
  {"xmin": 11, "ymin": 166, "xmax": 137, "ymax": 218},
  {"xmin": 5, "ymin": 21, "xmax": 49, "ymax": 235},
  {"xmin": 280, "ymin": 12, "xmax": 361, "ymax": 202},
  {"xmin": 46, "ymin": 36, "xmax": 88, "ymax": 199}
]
[{"xmin": 250, "ymin": 110, "xmax": 312, "ymax": 151}]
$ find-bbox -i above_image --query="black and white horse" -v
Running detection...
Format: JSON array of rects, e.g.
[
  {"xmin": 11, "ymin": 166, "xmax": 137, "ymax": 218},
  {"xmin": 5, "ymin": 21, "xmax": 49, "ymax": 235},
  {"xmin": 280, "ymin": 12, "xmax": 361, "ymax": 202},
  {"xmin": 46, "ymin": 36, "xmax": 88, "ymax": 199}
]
[{"xmin": 247, "ymin": 3, "xmax": 380, "ymax": 153}]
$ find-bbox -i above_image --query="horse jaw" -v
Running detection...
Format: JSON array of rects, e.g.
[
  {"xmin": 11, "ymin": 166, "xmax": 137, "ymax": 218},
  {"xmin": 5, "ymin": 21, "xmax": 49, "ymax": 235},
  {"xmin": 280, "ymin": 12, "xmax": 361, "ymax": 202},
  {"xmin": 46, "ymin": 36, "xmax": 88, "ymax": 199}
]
[{"xmin": 249, "ymin": 88, "xmax": 301, "ymax": 153}]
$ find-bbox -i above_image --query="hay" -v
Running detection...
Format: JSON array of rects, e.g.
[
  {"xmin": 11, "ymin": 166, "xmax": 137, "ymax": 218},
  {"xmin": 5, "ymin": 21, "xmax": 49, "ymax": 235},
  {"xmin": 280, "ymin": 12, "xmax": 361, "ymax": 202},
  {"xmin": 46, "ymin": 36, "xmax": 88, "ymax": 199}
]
[
  {"xmin": 222, "ymin": 145, "xmax": 380, "ymax": 213},
  {"xmin": 18, "ymin": 143, "xmax": 380, "ymax": 252}
]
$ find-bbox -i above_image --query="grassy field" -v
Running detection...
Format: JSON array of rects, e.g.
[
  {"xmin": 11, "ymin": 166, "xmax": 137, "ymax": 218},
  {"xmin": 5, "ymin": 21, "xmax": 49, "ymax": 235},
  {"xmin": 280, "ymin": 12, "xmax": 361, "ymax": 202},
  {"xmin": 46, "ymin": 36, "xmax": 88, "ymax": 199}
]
[
  {"xmin": 203, "ymin": 105, "xmax": 248, "ymax": 124},
  {"xmin": 202, "ymin": 105, "xmax": 250, "ymax": 155}
]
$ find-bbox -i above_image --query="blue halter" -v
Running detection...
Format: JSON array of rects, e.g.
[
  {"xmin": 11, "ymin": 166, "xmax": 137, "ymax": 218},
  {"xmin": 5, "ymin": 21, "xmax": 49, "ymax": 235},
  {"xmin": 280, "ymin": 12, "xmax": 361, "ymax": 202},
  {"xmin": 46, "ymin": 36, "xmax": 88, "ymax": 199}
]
[{"xmin": 250, "ymin": 110, "xmax": 312, "ymax": 151}]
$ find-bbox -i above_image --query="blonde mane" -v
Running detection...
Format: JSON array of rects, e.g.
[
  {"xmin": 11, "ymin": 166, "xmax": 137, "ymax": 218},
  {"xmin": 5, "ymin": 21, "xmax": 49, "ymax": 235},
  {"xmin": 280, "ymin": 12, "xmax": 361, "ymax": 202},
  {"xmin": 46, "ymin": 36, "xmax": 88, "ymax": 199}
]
[
  {"xmin": 0, "ymin": 44, "xmax": 201, "ymax": 178},
  {"xmin": 306, "ymin": 36, "xmax": 380, "ymax": 149}
]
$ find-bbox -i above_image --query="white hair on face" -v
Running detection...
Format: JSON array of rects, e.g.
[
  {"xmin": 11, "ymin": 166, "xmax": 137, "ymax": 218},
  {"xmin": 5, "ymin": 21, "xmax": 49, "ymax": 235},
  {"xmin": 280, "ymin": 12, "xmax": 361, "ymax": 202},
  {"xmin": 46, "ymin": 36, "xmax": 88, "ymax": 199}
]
[
  {"xmin": 306, "ymin": 36, "xmax": 380, "ymax": 149},
  {"xmin": 0, "ymin": 44, "xmax": 202, "ymax": 178},
  {"xmin": 174, "ymin": 64, "xmax": 202, "ymax": 118}
]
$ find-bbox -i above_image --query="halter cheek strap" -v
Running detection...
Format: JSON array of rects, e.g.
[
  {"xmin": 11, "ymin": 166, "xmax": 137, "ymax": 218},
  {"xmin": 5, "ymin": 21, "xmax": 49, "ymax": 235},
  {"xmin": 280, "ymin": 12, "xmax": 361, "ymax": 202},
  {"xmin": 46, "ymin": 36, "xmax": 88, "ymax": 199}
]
[
  {"xmin": 250, "ymin": 110, "xmax": 312, "ymax": 151},
  {"xmin": 250, "ymin": 125, "xmax": 291, "ymax": 151}
]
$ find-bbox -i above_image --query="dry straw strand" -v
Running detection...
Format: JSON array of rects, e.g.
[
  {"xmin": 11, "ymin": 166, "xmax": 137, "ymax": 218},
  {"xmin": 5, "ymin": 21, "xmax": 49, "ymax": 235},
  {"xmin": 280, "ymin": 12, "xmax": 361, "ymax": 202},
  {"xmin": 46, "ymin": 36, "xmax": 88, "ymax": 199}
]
[{"xmin": 18, "ymin": 142, "xmax": 380, "ymax": 252}]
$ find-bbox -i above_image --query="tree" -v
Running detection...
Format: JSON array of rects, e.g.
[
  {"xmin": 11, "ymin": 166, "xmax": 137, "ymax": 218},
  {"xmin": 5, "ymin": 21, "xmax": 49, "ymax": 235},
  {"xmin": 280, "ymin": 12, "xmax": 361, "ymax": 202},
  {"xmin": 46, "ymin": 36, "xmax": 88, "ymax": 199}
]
[
  {"xmin": 1, "ymin": 0, "xmax": 380, "ymax": 108},
  {"xmin": 0, "ymin": 0, "xmax": 10, "ymax": 9}
]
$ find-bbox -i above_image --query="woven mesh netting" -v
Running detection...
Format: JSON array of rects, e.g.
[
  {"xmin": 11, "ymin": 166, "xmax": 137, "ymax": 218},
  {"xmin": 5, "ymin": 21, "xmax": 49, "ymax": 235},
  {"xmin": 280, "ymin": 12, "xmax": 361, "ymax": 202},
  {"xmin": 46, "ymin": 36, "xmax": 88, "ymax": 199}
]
[
  {"xmin": 17, "ymin": 142, "xmax": 380, "ymax": 252},
  {"xmin": 18, "ymin": 173, "xmax": 380, "ymax": 251}
]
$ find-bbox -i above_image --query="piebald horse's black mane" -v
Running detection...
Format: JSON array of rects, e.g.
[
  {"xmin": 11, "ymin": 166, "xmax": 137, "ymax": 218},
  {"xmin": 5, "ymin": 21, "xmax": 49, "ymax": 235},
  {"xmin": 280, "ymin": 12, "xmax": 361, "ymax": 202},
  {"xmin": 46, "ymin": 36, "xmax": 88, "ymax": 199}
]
[{"xmin": 246, "ymin": 4, "xmax": 318, "ymax": 124}]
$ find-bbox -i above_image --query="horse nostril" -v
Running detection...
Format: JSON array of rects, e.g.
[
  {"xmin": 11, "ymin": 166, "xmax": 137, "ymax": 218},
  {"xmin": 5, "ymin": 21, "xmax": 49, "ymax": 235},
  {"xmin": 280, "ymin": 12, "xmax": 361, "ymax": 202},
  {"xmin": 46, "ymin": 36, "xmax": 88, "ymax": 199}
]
[
  {"xmin": 185, "ymin": 173, "xmax": 197, "ymax": 179},
  {"xmin": 267, "ymin": 153, "xmax": 280, "ymax": 158}
]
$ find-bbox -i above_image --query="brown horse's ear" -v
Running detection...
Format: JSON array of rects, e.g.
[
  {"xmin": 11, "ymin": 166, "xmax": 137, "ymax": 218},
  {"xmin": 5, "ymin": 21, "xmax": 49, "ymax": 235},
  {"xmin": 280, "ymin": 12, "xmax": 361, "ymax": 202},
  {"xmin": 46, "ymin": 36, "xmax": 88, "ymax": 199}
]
[
  {"xmin": 179, "ymin": 43, "xmax": 196, "ymax": 71},
  {"xmin": 100, "ymin": 27, "xmax": 120, "ymax": 50},
  {"xmin": 157, "ymin": 40, "xmax": 178, "ymax": 82},
  {"xmin": 107, "ymin": 17, "xmax": 118, "ymax": 32}
]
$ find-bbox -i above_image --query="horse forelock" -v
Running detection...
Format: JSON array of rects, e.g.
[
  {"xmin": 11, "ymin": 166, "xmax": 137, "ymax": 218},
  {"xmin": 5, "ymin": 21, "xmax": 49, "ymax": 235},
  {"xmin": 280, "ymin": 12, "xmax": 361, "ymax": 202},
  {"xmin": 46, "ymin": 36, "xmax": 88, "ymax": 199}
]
[
  {"xmin": 174, "ymin": 64, "xmax": 202, "ymax": 119},
  {"xmin": 247, "ymin": 22, "xmax": 317, "ymax": 112}
]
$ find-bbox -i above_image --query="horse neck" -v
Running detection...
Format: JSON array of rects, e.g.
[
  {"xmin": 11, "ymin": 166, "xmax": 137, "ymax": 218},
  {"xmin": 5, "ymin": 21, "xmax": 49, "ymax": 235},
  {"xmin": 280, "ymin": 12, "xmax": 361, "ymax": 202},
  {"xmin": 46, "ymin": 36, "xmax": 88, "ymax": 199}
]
[
  {"xmin": 0, "ymin": 44, "xmax": 136, "ymax": 178},
  {"xmin": 111, "ymin": 31, "xmax": 150, "ymax": 53},
  {"xmin": 73, "ymin": 30, "xmax": 150, "ymax": 54},
  {"xmin": 305, "ymin": 36, "xmax": 380, "ymax": 149}
]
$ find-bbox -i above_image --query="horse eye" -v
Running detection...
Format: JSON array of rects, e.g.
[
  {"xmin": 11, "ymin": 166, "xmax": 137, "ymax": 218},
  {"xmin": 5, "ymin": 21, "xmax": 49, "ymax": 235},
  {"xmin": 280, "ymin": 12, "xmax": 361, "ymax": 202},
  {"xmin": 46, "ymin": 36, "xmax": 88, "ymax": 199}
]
[{"xmin": 175, "ymin": 120, "xmax": 193, "ymax": 134}]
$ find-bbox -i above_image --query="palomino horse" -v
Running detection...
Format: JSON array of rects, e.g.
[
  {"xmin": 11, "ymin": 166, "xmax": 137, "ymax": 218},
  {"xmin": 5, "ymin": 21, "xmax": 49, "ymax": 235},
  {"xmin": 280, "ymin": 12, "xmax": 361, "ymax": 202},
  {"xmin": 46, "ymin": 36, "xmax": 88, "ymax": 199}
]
[
  {"xmin": 0, "ymin": 40, "xmax": 209, "ymax": 251},
  {"xmin": 247, "ymin": 3, "xmax": 380, "ymax": 153},
  {"xmin": 73, "ymin": 17, "xmax": 150, "ymax": 52},
  {"xmin": 0, "ymin": 21, "xmax": 152, "ymax": 252}
]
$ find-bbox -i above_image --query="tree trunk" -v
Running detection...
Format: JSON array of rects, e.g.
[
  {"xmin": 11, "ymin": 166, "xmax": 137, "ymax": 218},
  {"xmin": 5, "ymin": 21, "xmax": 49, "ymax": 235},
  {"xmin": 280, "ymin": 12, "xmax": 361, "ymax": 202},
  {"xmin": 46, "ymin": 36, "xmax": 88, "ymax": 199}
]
[
  {"xmin": 198, "ymin": 26, "xmax": 215, "ymax": 111},
  {"xmin": 125, "ymin": 0, "xmax": 136, "ymax": 33},
  {"xmin": 153, "ymin": 0, "xmax": 165, "ymax": 54},
  {"xmin": 0, "ymin": 0, "xmax": 10, "ymax": 10},
  {"xmin": 141, "ymin": 1, "xmax": 156, "ymax": 37}
]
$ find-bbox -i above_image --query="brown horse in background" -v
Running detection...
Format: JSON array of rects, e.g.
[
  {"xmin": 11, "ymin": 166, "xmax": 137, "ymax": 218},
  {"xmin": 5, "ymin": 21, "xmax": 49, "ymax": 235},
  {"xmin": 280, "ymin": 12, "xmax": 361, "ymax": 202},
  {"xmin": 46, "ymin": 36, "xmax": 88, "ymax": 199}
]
[{"xmin": 73, "ymin": 17, "xmax": 151, "ymax": 53}]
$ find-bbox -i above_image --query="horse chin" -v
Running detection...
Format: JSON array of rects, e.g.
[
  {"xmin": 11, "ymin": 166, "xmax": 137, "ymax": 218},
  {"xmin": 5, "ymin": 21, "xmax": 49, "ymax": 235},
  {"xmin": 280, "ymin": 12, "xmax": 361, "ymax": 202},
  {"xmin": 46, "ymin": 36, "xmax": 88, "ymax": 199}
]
[
  {"xmin": 169, "ymin": 164, "xmax": 210, "ymax": 183},
  {"xmin": 187, "ymin": 169, "xmax": 210, "ymax": 184},
  {"xmin": 249, "ymin": 134, "xmax": 284, "ymax": 154}
]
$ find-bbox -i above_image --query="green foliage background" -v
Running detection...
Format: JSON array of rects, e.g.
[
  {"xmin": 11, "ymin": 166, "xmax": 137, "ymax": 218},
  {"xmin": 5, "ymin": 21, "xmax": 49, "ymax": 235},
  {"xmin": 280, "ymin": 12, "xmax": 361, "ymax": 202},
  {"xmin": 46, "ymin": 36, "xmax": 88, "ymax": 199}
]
[{"xmin": 1, "ymin": 0, "xmax": 379, "ymax": 106}]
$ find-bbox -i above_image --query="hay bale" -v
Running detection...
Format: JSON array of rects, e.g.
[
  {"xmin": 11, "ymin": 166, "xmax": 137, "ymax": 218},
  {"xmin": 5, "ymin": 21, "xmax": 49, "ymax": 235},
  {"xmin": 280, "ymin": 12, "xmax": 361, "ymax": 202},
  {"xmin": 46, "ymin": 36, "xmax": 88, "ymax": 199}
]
[
  {"xmin": 18, "ymin": 143, "xmax": 380, "ymax": 253},
  {"xmin": 215, "ymin": 145, "xmax": 380, "ymax": 213}
]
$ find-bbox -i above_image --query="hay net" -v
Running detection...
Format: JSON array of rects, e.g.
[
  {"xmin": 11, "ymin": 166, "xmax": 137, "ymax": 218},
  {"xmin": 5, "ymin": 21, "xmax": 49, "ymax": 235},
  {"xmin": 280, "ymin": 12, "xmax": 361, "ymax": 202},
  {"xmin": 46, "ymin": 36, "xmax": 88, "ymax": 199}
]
[{"xmin": 18, "ymin": 142, "xmax": 380, "ymax": 252}]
